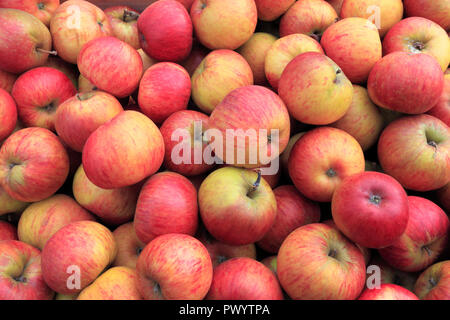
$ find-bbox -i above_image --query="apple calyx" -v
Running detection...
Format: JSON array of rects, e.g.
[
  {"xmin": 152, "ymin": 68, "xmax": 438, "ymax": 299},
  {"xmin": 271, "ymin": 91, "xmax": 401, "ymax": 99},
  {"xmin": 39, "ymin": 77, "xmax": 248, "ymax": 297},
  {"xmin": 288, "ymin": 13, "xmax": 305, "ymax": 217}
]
[
  {"xmin": 37, "ymin": 3, "xmax": 45, "ymax": 10},
  {"xmin": 36, "ymin": 48, "xmax": 57, "ymax": 56},
  {"xmin": 427, "ymin": 140, "xmax": 438, "ymax": 148},
  {"xmin": 247, "ymin": 170, "xmax": 262, "ymax": 197},
  {"xmin": 42, "ymin": 101, "xmax": 56, "ymax": 113},
  {"xmin": 153, "ymin": 281, "xmax": 163, "ymax": 299},
  {"xmin": 422, "ymin": 245, "xmax": 433, "ymax": 257},
  {"xmin": 428, "ymin": 276, "xmax": 438, "ymax": 289},
  {"xmin": 369, "ymin": 194, "xmax": 382, "ymax": 206},
  {"xmin": 136, "ymin": 247, "xmax": 143, "ymax": 256},
  {"xmin": 328, "ymin": 248, "xmax": 338, "ymax": 259},
  {"xmin": 13, "ymin": 275, "xmax": 27, "ymax": 283},
  {"xmin": 217, "ymin": 255, "xmax": 227, "ymax": 264},
  {"xmin": 326, "ymin": 168, "xmax": 337, "ymax": 177},
  {"xmin": 309, "ymin": 31, "xmax": 322, "ymax": 42},
  {"xmin": 123, "ymin": 9, "xmax": 140, "ymax": 23},
  {"xmin": 411, "ymin": 41, "xmax": 425, "ymax": 52}
]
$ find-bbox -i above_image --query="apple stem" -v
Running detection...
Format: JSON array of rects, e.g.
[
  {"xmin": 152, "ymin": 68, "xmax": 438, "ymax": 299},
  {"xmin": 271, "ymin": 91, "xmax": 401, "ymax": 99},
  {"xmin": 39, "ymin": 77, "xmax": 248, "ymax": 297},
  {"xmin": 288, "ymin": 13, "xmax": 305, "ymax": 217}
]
[
  {"xmin": 423, "ymin": 246, "xmax": 432, "ymax": 256},
  {"xmin": 248, "ymin": 170, "xmax": 262, "ymax": 195},
  {"xmin": 123, "ymin": 9, "xmax": 140, "ymax": 22},
  {"xmin": 36, "ymin": 48, "xmax": 57, "ymax": 56}
]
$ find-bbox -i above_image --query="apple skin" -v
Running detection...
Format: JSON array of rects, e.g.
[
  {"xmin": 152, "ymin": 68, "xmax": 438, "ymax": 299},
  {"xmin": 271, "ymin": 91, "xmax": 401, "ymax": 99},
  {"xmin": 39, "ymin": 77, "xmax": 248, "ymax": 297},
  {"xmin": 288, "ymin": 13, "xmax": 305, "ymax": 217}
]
[
  {"xmin": 264, "ymin": 33, "xmax": 324, "ymax": 91},
  {"xmin": 77, "ymin": 266, "xmax": 142, "ymax": 300},
  {"xmin": 330, "ymin": 85, "xmax": 384, "ymax": 151},
  {"xmin": 11, "ymin": 67, "xmax": 76, "ymax": 131},
  {"xmin": 403, "ymin": 0, "xmax": 450, "ymax": 31},
  {"xmin": 208, "ymin": 85, "xmax": 290, "ymax": 168},
  {"xmin": 257, "ymin": 185, "xmax": 321, "ymax": 254},
  {"xmin": 437, "ymin": 183, "xmax": 450, "ymax": 212},
  {"xmin": 136, "ymin": 233, "xmax": 213, "ymax": 300},
  {"xmin": 368, "ymin": 52, "xmax": 444, "ymax": 114},
  {"xmin": 0, "ymin": 185, "xmax": 28, "ymax": 216},
  {"xmin": 326, "ymin": 0, "xmax": 344, "ymax": 14},
  {"xmin": 280, "ymin": 132, "xmax": 305, "ymax": 175},
  {"xmin": 331, "ymin": 171, "xmax": 409, "ymax": 249},
  {"xmin": 341, "ymin": 0, "xmax": 404, "ymax": 37},
  {"xmin": 44, "ymin": 56, "xmax": 79, "ymax": 89},
  {"xmin": 134, "ymin": 171, "xmax": 198, "ymax": 244},
  {"xmin": 77, "ymin": 74, "xmax": 96, "ymax": 93},
  {"xmin": 179, "ymin": 41, "xmax": 210, "ymax": 77},
  {"xmin": 0, "ymin": 127, "xmax": 70, "ymax": 202},
  {"xmin": 78, "ymin": 36, "xmax": 143, "ymax": 98},
  {"xmin": 104, "ymin": 6, "xmax": 140, "ymax": 50},
  {"xmin": 207, "ymin": 257, "xmax": 284, "ymax": 300},
  {"xmin": 0, "ymin": 221, "xmax": 17, "ymax": 241},
  {"xmin": 82, "ymin": 110, "xmax": 164, "ymax": 189},
  {"xmin": 191, "ymin": 0, "xmax": 257, "ymax": 50},
  {"xmin": 160, "ymin": 110, "xmax": 214, "ymax": 177},
  {"xmin": 55, "ymin": 91, "xmax": 124, "ymax": 153},
  {"xmin": 261, "ymin": 256, "xmax": 278, "ymax": 276},
  {"xmin": 414, "ymin": 261, "xmax": 450, "ymax": 300},
  {"xmin": 321, "ymin": 17, "xmax": 382, "ymax": 84},
  {"xmin": 289, "ymin": 127, "xmax": 365, "ymax": 203},
  {"xmin": 278, "ymin": 223, "xmax": 366, "ymax": 300},
  {"xmin": 198, "ymin": 167, "xmax": 277, "ymax": 246},
  {"xmin": 254, "ymin": 0, "xmax": 295, "ymax": 22},
  {"xmin": 0, "ymin": 8, "xmax": 52, "ymax": 74},
  {"xmin": 0, "ymin": 240, "xmax": 54, "ymax": 300},
  {"xmin": 379, "ymin": 196, "xmax": 450, "ymax": 273},
  {"xmin": 0, "ymin": 88, "xmax": 17, "ymax": 142},
  {"xmin": 0, "ymin": 0, "xmax": 59, "ymax": 27},
  {"xmin": 137, "ymin": 48, "xmax": 157, "ymax": 72},
  {"xmin": 280, "ymin": 0, "xmax": 338, "ymax": 40},
  {"xmin": 191, "ymin": 49, "xmax": 254, "ymax": 114},
  {"xmin": 382, "ymin": 17, "xmax": 450, "ymax": 72},
  {"xmin": 358, "ymin": 284, "xmax": 419, "ymax": 300},
  {"xmin": 50, "ymin": 0, "xmax": 113, "ymax": 64},
  {"xmin": 17, "ymin": 194, "xmax": 95, "ymax": 250},
  {"xmin": 138, "ymin": 62, "xmax": 191, "ymax": 125},
  {"xmin": 279, "ymin": 52, "xmax": 353, "ymax": 125},
  {"xmin": 138, "ymin": 0, "xmax": 193, "ymax": 62},
  {"xmin": 237, "ymin": 32, "xmax": 277, "ymax": 86},
  {"xmin": 427, "ymin": 73, "xmax": 450, "ymax": 127},
  {"xmin": 112, "ymin": 222, "xmax": 145, "ymax": 269},
  {"xmin": 377, "ymin": 114, "xmax": 450, "ymax": 192},
  {"xmin": 41, "ymin": 221, "xmax": 117, "ymax": 295},
  {"xmin": 0, "ymin": 69, "xmax": 17, "ymax": 93}
]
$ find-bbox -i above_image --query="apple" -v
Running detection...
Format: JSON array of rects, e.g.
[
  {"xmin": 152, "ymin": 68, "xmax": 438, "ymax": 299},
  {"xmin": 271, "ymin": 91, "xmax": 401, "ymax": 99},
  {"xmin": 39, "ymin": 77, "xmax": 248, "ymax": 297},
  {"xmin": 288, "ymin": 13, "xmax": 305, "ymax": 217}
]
[
  {"xmin": 321, "ymin": 17, "xmax": 382, "ymax": 84},
  {"xmin": 137, "ymin": 48, "xmax": 157, "ymax": 72},
  {"xmin": 340, "ymin": 0, "xmax": 404, "ymax": 37},
  {"xmin": 379, "ymin": 196, "xmax": 450, "ymax": 273},
  {"xmin": 0, "ymin": 69, "xmax": 17, "ymax": 93},
  {"xmin": 254, "ymin": 0, "xmax": 294, "ymax": 22},
  {"xmin": 377, "ymin": 114, "xmax": 450, "ymax": 192},
  {"xmin": 278, "ymin": 52, "xmax": 353, "ymax": 125},
  {"xmin": 280, "ymin": 132, "xmax": 305, "ymax": 175},
  {"xmin": 50, "ymin": 0, "xmax": 113, "ymax": 64},
  {"xmin": 136, "ymin": 233, "xmax": 213, "ymax": 300},
  {"xmin": 264, "ymin": 34, "xmax": 324, "ymax": 91},
  {"xmin": 358, "ymin": 284, "xmax": 419, "ymax": 300},
  {"xmin": 134, "ymin": 171, "xmax": 198, "ymax": 244},
  {"xmin": 288, "ymin": 127, "xmax": 365, "ymax": 202},
  {"xmin": 208, "ymin": 85, "xmax": 290, "ymax": 168},
  {"xmin": 104, "ymin": 6, "xmax": 140, "ymax": 49},
  {"xmin": 207, "ymin": 257, "xmax": 284, "ymax": 300},
  {"xmin": 77, "ymin": 266, "xmax": 142, "ymax": 300},
  {"xmin": 191, "ymin": 49, "xmax": 253, "ymax": 114},
  {"xmin": 0, "ymin": 185, "xmax": 28, "ymax": 216},
  {"xmin": 261, "ymin": 256, "xmax": 278, "ymax": 276},
  {"xmin": 179, "ymin": 41, "xmax": 209, "ymax": 77},
  {"xmin": 198, "ymin": 167, "xmax": 277, "ymax": 246},
  {"xmin": 437, "ymin": 183, "xmax": 450, "ymax": 212},
  {"xmin": 138, "ymin": 62, "xmax": 191, "ymax": 125},
  {"xmin": 427, "ymin": 73, "xmax": 450, "ymax": 126},
  {"xmin": 190, "ymin": 0, "xmax": 257, "ymax": 50},
  {"xmin": 0, "ymin": 8, "xmax": 52, "ymax": 74},
  {"xmin": 41, "ymin": 221, "xmax": 117, "ymax": 294},
  {"xmin": 138, "ymin": 0, "xmax": 193, "ymax": 62},
  {"xmin": 257, "ymin": 185, "xmax": 321, "ymax": 254},
  {"xmin": 0, "ymin": 221, "xmax": 17, "ymax": 241},
  {"xmin": 280, "ymin": 0, "xmax": 338, "ymax": 41},
  {"xmin": 403, "ymin": 0, "xmax": 450, "ymax": 31},
  {"xmin": 0, "ymin": 0, "xmax": 60, "ymax": 26},
  {"xmin": 237, "ymin": 32, "xmax": 277, "ymax": 86},
  {"xmin": 368, "ymin": 52, "xmax": 444, "ymax": 114},
  {"xmin": 44, "ymin": 56, "xmax": 79, "ymax": 89},
  {"xmin": 0, "ymin": 240, "xmax": 54, "ymax": 300},
  {"xmin": 278, "ymin": 223, "xmax": 366, "ymax": 300},
  {"xmin": 0, "ymin": 88, "xmax": 16, "ymax": 142},
  {"xmin": 78, "ymin": 36, "xmax": 143, "ymax": 98},
  {"xmin": 382, "ymin": 17, "xmax": 450, "ymax": 72},
  {"xmin": 77, "ymin": 74, "xmax": 96, "ymax": 93},
  {"xmin": 82, "ymin": 110, "xmax": 164, "ymax": 189},
  {"xmin": 17, "ymin": 194, "xmax": 95, "ymax": 250},
  {"xmin": 332, "ymin": 171, "xmax": 409, "ymax": 249},
  {"xmin": 330, "ymin": 85, "xmax": 384, "ymax": 151},
  {"xmin": 326, "ymin": 0, "xmax": 344, "ymax": 14},
  {"xmin": 414, "ymin": 261, "xmax": 450, "ymax": 300},
  {"xmin": 112, "ymin": 222, "xmax": 145, "ymax": 269},
  {"xmin": 0, "ymin": 127, "xmax": 69, "ymax": 202},
  {"xmin": 55, "ymin": 293, "xmax": 78, "ymax": 300}
]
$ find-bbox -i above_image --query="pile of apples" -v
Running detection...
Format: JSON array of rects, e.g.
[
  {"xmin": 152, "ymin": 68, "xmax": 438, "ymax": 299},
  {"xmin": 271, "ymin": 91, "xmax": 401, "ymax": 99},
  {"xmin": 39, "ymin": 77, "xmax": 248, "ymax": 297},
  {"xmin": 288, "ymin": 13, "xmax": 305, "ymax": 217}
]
[{"xmin": 0, "ymin": 0, "xmax": 449, "ymax": 301}]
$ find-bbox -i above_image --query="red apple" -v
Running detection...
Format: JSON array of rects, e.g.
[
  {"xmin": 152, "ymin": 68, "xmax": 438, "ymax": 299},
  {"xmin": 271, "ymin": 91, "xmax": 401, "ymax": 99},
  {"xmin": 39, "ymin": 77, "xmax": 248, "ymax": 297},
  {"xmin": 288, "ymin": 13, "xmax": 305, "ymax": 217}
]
[
  {"xmin": 112, "ymin": 222, "xmax": 145, "ymax": 269},
  {"xmin": 358, "ymin": 284, "xmax": 419, "ymax": 300},
  {"xmin": 0, "ymin": 127, "xmax": 69, "ymax": 202},
  {"xmin": 437, "ymin": 183, "xmax": 450, "ymax": 212},
  {"xmin": 377, "ymin": 114, "xmax": 450, "ymax": 192},
  {"xmin": 280, "ymin": 132, "xmax": 305, "ymax": 175},
  {"xmin": 257, "ymin": 185, "xmax": 321, "ymax": 254},
  {"xmin": 403, "ymin": 0, "xmax": 450, "ymax": 31},
  {"xmin": 104, "ymin": 6, "xmax": 140, "ymax": 49},
  {"xmin": 0, "ymin": 0, "xmax": 60, "ymax": 26},
  {"xmin": 414, "ymin": 261, "xmax": 450, "ymax": 300},
  {"xmin": 207, "ymin": 257, "xmax": 284, "ymax": 300},
  {"xmin": 138, "ymin": 0, "xmax": 193, "ymax": 62},
  {"xmin": 427, "ymin": 73, "xmax": 450, "ymax": 127},
  {"xmin": 179, "ymin": 41, "xmax": 209, "ymax": 77},
  {"xmin": 254, "ymin": 0, "xmax": 295, "ymax": 22},
  {"xmin": 78, "ymin": 36, "xmax": 143, "ymax": 98},
  {"xmin": 0, "ymin": 184, "xmax": 28, "ymax": 216},
  {"xmin": 261, "ymin": 255, "xmax": 278, "ymax": 276},
  {"xmin": 0, "ymin": 8, "xmax": 52, "ymax": 74},
  {"xmin": 0, "ymin": 88, "xmax": 16, "ymax": 142},
  {"xmin": 136, "ymin": 233, "xmax": 213, "ymax": 300},
  {"xmin": 82, "ymin": 110, "xmax": 164, "ymax": 189},
  {"xmin": 0, "ymin": 221, "xmax": 17, "ymax": 241},
  {"xmin": 137, "ymin": 48, "xmax": 157, "ymax": 72},
  {"xmin": 44, "ymin": 56, "xmax": 79, "ymax": 89},
  {"xmin": 288, "ymin": 127, "xmax": 365, "ymax": 202},
  {"xmin": 379, "ymin": 196, "xmax": 450, "ymax": 272},
  {"xmin": 0, "ymin": 240, "xmax": 54, "ymax": 300},
  {"xmin": 278, "ymin": 223, "xmax": 366, "ymax": 300},
  {"xmin": 0, "ymin": 69, "xmax": 17, "ymax": 93}
]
